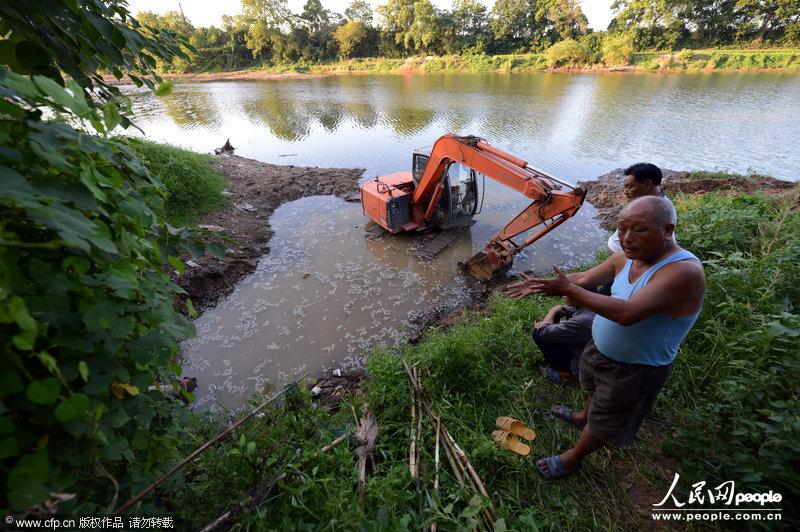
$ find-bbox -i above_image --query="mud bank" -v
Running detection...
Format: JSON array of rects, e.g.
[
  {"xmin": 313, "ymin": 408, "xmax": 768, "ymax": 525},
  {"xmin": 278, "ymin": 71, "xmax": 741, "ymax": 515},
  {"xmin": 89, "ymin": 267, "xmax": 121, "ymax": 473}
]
[
  {"xmin": 177, "ymin": 154, "xmax": 362, "ymax": 310},
  {"xmin": 578, "ymin": 168, "xmax": 797, "ymax": 231}
]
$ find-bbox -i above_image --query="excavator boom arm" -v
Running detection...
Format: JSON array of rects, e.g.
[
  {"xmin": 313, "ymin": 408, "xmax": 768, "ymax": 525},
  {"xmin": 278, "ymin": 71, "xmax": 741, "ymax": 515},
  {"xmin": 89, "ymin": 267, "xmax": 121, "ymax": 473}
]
[{"xmin": 410, "ymin": 134, "xmax": 585, "ymax": 280}]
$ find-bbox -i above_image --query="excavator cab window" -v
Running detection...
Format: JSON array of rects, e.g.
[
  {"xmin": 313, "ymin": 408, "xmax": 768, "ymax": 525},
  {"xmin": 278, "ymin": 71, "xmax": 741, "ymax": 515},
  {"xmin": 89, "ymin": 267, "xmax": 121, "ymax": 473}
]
[
  {"xmin": 412, "ymin": 152, "xmax": 430, "ymax": 185},
  {"xmin": 440, "ymin": 162, "xmax": 479, "ymax": 228}
]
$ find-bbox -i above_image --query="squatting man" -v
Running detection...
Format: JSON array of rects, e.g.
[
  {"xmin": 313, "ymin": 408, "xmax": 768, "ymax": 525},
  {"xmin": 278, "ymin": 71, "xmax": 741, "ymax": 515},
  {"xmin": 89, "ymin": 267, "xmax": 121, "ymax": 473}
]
[{"xmin": 505, "ymin": 196, "xmax": 705, "ymax": 478}]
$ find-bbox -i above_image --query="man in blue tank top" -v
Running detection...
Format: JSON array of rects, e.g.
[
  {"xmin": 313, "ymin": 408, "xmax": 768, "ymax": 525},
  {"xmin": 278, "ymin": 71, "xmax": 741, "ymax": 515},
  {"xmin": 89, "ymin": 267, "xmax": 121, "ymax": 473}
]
[{"xmin": 506, "ymin": 196, "xmax": 705, "ymax": 479}]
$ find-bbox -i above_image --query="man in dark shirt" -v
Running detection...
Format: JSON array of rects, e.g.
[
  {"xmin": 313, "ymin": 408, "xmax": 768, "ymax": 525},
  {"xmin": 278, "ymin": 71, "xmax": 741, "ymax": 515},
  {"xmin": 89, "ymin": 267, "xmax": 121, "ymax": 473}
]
[{"xmin": 533, "ymin": 301, "xmax": 595, "ymax": 384}]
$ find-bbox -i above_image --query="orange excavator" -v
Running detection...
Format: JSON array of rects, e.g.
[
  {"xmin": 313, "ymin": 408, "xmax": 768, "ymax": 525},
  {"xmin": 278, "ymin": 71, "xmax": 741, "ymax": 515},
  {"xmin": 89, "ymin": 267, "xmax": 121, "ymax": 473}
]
[{"xmin": 360, "ymin": 134, "xmax": 586, "ymax": 280}]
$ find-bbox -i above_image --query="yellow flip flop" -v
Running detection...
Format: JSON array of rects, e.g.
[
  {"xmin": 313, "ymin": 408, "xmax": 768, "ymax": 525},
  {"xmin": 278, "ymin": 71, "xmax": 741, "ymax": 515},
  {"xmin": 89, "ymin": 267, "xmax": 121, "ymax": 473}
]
[
  {"xmin": 496, "ymin": 416, "xmax": 536, "ymax": 441},
  {"xmin": 492, "ymin": 430, "xmax": 531, "ymax": 456}
]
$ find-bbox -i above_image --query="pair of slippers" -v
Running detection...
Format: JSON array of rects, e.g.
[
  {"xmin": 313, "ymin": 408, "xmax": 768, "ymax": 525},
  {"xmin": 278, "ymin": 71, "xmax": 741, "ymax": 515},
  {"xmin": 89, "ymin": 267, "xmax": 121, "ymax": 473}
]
[{"xmin": 491, "ymin": 416, "xmax": 536, "ymax": 456}]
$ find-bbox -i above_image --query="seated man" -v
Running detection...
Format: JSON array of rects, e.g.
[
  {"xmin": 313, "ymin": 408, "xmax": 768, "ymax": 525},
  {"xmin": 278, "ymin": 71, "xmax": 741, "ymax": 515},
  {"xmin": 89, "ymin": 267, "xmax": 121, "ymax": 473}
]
[
  {"xmin": 506, "ymin": 196, "xmax": 705, "ymax": 478},
  {"xmin": 608, "ymin": 163, "xmax": 677, "ymax": 253},
  {"xmin": 532, "ymin": 297, "xmax": 596, "ymax": 385}
]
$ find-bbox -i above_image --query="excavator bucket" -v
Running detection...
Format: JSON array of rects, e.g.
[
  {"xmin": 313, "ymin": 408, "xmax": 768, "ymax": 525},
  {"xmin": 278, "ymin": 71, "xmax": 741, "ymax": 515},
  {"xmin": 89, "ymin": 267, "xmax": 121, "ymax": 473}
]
[{"xmin": 462, "ymin": 244, "xmax": 514, "ymax": 281}]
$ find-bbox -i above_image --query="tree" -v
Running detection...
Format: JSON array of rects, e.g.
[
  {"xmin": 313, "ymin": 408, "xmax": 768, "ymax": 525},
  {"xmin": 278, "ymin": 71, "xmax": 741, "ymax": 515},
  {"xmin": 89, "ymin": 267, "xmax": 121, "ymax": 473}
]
[
  {"xmin": 335, "ymin": 20, "xmax": 369, "ymax": 58},
  {"xmin": 378, "ymin": 0, "xmax": 417, "ymax": 53},
  {"xmin": 450, "ymin": 0, "xmax": 490, "ymax": 52},
  {"xmin": 490, "ymin": 0, "xmax": 547, "ymax": 52},
  {"xmin": 544, "ymin": 0, "xmax": 589, "ymax": 41},
  {"xmin": 0, "ymin": 0, "xmax": 187, "ymax": 99},
  {"xmin": 345, "ymin": 0, "xmax": 375, "ymax": 25},
  {"xmin": 406, "ymin": 0, "xmax": 441, "ymax": 53}
]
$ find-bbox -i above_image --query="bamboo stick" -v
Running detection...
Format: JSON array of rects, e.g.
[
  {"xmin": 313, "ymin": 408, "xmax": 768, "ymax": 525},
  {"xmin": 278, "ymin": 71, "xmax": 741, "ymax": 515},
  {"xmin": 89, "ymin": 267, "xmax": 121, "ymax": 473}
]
[
  {"xmin": 320, "ymin": 433, "xmax": 348, "ymax": 453},
  {"xmin": 113, "ymin": 374, "xmax": 308, "ymax": 516}
]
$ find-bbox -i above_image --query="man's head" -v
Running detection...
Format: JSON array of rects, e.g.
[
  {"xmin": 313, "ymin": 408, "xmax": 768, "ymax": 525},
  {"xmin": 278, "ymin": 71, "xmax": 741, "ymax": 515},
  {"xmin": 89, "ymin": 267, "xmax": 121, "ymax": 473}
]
[
  {"xmin": 617, "ymin": 196, "xmax": 676, "ymax": 261},
  {"xmin": 623, "ymin": 162, "xmax": 663, "ymax": 200}
]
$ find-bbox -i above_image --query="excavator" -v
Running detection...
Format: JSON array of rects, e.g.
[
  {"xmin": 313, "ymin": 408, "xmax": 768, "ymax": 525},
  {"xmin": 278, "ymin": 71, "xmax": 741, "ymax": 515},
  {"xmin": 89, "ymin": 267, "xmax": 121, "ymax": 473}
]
[{"xmin": 360, "ymin": 134, "xmax": 587, "ymax": 280}]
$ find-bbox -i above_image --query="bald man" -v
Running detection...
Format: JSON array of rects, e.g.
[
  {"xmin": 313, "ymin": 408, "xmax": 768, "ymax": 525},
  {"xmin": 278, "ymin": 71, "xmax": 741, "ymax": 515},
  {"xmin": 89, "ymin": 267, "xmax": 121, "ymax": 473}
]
[{"xmin": 505, "ymin": 196, "xmax": 705, "ymax": 478}]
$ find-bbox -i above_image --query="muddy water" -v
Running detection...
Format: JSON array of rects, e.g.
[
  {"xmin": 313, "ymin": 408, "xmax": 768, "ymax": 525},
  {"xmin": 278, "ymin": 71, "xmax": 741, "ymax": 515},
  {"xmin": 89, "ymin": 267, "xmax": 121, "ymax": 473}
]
[
  {"xmin": 129, "ymin": 72, "xmax": 800, "ymax": 408},
  {"xmin": 182, "ymin": 195, "xmax": 604, "ymax": 409}
]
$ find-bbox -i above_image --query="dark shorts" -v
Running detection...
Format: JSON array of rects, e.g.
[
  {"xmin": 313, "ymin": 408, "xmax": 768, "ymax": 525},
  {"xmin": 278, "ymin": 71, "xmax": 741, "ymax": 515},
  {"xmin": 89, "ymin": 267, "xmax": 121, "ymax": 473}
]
[{"xmin": 579, "ymin": 340, "xmax": 672, "ymax": 448}]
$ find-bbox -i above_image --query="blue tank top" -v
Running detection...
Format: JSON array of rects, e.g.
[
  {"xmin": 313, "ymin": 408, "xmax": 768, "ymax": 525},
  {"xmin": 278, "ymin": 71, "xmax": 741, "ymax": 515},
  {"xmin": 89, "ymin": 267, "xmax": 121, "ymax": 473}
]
[{"xmin": 591, "ymin": 249, "xmax": 702, "ymax": 366}]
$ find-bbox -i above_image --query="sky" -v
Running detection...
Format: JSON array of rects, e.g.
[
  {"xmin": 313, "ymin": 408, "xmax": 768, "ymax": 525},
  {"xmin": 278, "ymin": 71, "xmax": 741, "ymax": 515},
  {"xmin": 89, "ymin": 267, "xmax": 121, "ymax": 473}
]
[{"xmin": 126, "ymin": 0, "xmax": 615, "ymax": 31}]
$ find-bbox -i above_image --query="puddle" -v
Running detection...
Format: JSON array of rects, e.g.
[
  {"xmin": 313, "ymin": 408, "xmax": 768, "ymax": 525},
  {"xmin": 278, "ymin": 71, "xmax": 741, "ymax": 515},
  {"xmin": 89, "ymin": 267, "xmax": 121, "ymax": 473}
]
[{"xmin": 182, "ymin": 194, "xmax": 605, "ymax": 410}]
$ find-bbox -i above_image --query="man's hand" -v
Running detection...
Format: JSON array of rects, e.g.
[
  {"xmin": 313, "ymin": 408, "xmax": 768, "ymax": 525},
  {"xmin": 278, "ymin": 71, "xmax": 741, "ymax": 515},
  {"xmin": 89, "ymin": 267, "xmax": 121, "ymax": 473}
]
[
  {"xmin": 534, "ymin": 304, "xmax": 565, "ymax": 329},
  {"xmin": 528, "ymin": 266, "xmax": 574, "ymax": 297},
  {"xmin": 503, "ymin": 273, "xmax": 537, "ymax": 300}
]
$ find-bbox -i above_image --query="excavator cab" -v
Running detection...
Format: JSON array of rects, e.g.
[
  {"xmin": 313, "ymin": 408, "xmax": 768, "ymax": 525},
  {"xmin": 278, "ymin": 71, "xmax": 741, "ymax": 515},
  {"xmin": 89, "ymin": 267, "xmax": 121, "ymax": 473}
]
[{"xmin": 412, "ymin": 151, "xmax": 479, "ymax": 229}]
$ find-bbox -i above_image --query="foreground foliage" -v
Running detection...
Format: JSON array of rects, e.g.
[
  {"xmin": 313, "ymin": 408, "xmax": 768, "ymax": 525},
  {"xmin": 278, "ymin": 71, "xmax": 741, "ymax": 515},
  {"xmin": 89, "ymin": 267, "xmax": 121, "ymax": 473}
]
[
  {"xmin": 153, "ymin": 188, "xmax": 799, "ymax": 528},
  {"xmin": 0, "ymin": 70, "xmax": 229, "ymax": 512}
]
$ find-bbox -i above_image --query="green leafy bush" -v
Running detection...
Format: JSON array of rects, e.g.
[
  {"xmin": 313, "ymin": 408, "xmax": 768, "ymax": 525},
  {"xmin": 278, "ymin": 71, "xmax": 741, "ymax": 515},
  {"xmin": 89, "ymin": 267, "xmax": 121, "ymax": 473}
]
[
  {"xmin": 602, "ymin": 33, "xmax": 635, "ymax": 66},
  {"xmin": 545, "ymin": 39, "xmax": 590, "ymax": 67},
  {"xmin": 664, "ymin": 192, "xmax": 800, "ymax": 510},
  {"xmin": 0, "ymin": 69, "xmax": 224, "ymax": 513}
]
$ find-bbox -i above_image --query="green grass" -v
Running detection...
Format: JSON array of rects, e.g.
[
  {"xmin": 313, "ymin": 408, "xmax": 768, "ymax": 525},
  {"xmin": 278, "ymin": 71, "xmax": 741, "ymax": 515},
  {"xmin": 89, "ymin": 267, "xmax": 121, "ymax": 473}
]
[
  {"xmin": 148, "ymin": 184, "xmax": 799, "ymax": 528},
  {"xmin": 129, "ymin": 139, "xmax": 226, "ymax": 226},
  {"xmin": 633, "ymin": 49, "xmax": 800, "ymax": 70}
]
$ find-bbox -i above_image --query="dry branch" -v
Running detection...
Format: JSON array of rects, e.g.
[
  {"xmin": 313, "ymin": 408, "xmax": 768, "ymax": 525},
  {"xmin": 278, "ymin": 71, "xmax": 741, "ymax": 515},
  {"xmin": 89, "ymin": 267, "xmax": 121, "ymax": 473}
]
[{"xmin": 354, "ymin": 403, "xmax": 378, "ymax": 506}]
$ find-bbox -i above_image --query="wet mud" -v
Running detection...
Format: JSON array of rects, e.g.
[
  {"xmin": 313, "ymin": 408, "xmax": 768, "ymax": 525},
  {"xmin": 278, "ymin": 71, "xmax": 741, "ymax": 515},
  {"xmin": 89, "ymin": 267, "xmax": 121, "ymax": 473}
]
[{"xmin": 177, "ymin": 154, "xmax": 363, "ymax": 311}]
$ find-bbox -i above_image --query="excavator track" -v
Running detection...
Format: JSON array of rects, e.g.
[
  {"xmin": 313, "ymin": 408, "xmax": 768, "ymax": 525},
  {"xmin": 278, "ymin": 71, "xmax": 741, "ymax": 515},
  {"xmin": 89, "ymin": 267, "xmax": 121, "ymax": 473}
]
[{"xmin": 414, "ymin": 221, "xmax": 475, "ymax": 260}]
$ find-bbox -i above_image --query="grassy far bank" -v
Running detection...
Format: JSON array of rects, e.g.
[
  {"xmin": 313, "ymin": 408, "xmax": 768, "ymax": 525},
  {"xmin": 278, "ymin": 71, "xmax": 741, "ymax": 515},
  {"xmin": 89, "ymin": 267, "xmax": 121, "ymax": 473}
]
[
  {"xmin": 141, "ymin": 181, "xmax": 798, "ymax": 529},
  {"xmin": 162, "ymin": 48, "xmax": 800, "ymax": 79}
]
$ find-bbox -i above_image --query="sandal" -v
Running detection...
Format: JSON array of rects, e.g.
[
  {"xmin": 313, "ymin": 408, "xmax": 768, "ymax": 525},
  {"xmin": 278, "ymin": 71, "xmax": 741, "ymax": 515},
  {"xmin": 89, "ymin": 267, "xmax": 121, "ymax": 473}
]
[
  {"xmin": 550, "ymin": 405, "xmax": 583, "ymax": 432},
  {"xmin": 496, "ymin": 416, "xmax": 536, "ymax": 441},
  {"xmin": 541, "ymin": 367, "xmax": 577, "ymax": 386},
  {"xmin": 535, "ymin": 455, "xmax": 579, "ymax": 479},
  {"xmin": 492, "ymin": 430, "xmax": 531, "ymax": 456}
]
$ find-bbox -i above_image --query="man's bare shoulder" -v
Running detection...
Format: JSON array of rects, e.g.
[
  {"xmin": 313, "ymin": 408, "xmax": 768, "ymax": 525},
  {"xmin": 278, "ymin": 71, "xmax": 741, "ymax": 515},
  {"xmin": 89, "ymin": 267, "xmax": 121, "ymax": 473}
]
[{"xmin": 654, "ymin": 256, "xmax": 706, "ymax": 285}]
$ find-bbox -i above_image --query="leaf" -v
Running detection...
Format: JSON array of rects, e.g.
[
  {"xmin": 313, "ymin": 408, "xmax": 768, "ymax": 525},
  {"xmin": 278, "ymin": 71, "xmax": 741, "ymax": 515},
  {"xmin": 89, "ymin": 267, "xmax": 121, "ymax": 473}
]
[
  {"xmin": 9, "ymin": 296, "xmax": 37, "ymax": 333},
  {"xmin": 168, "ymin": 255, "xmax": 184, "ymax": 276},
  {"xmin": 55, "ymin": 393, "xmax": 90, "ymax": 423},
  {"xmin": 207, "ymin": 242, "xmax": 226, "ymax": 260},
  {"xmin": 0, "ymin": 371, "xmax": 23, "ymax": 397},
  {"xmin": 7, "ymin": 478, "xmax": 49, "ymax": 511},
  {"xmin": 78, "ymin": 361, "xmax": 89, "ymax": 382},
  {"xmin": 26, "ymin": 378, "xmax": 62, "ymax": 405},
  {"xmin": 103, "ymin": 103, "xmax": 121, "ymax": 131},
  {"xmin": 63, "ymin": 256, "xmax": 91, "ymax": 275},
  {"xmin": 110, "ymin": 382, "xmax": 140, "ymax": 399},
  {"xmin": 154, "ymin": 81, "xmax": 173, "ymax": 96},
  {"xmin": 0, "ymin": 435, "xmax": 17, "ymax": 459},
  {"xmin": 0, "ymin": 417, "xmax": 14, "ymax": 434},
  {"xmin": 33, "ymin": 75, "xmax": 78, "ymax": 111},
  {"xmin": 36, "ymin": 351, "xmax": 60, "ymax": 376},
  {"xmin": 495, "ymin": 518, "xmax": 507, "ymax": 532}
]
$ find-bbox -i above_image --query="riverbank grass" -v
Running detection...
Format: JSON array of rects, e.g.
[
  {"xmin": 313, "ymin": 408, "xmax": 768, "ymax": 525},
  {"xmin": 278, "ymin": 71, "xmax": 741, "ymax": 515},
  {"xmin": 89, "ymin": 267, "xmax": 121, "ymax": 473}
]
[
  {"xmin": 129, "ymin": 139, "xmax": 226, "ymax": 225},
  {"xmin": 152, "ymin": 180, "xmax": 799, "ymax": 528},
  {"xmin": 184, "ymin": 48, "xmax": 800, "ymax": 78}
]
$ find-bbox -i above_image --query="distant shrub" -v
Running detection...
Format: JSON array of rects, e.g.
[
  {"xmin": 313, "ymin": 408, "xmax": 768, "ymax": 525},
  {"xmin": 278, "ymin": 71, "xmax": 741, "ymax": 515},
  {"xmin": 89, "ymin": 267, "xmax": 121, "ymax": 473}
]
[
  {"xmin": 545, "ymin": 39, "xmax": 590, "ymax": 67},
  {"xmin": 579, "ymin": 32, "xmax": 605, "ymax": 63},
  {"xmin": 602, "ymin": 33, "xmax": 635, "ymax": 66}
]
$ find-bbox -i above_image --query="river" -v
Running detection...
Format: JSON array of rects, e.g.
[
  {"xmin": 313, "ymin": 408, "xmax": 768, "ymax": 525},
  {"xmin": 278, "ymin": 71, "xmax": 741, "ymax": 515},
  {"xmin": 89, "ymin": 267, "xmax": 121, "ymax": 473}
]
[{"xmin": 125, "ymin": 72, "xmax": 800, "ymax": 409}]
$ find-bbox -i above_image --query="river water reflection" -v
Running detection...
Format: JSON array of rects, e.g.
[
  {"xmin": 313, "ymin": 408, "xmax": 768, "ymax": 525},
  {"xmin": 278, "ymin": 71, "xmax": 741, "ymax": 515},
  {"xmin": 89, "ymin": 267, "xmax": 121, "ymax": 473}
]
[{"xmin": 126, "ymin": 72, "xmax": 799, "ymax": 408}]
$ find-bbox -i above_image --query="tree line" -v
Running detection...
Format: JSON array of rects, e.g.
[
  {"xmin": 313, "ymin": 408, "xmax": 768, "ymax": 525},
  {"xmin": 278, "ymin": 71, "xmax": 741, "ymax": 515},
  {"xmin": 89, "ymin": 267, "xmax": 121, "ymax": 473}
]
[{"xmin": 138, "ymin": 0, "xmax": 800, "ymax": 72}]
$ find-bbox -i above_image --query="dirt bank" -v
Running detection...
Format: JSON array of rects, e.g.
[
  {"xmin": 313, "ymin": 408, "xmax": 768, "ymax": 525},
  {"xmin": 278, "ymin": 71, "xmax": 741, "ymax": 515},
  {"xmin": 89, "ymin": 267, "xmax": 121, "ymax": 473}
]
[
  {"xmin": 177, "ymin": 154, "xmax": 363, "ymax": 310},
  {"xmin": 578, "ymin": 168, "xmax": 797, "ymax": 231}
]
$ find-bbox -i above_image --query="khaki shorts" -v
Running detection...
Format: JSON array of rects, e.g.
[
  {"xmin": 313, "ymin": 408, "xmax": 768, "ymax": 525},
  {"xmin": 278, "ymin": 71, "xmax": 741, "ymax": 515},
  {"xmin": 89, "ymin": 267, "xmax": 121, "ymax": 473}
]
[{"xmin": 580, "ymin": 340, "xmax": 672, "ymax": 448}]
